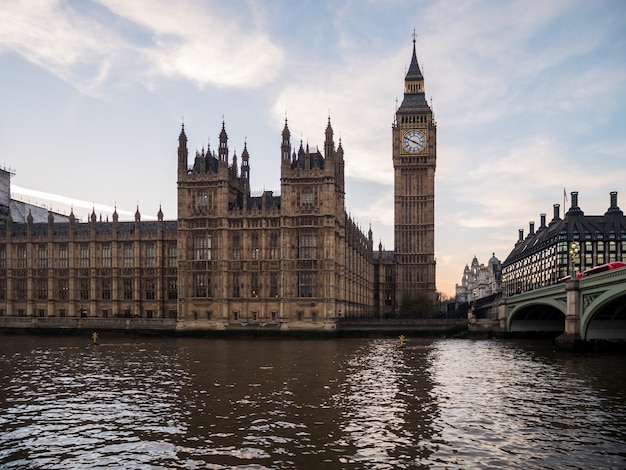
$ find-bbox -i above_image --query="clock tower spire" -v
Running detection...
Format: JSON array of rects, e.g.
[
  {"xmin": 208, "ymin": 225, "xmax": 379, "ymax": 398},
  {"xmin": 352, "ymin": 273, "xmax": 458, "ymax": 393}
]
[{"xmin": 392, "ymin": 33, "xmax": 437, "ymax": 310}]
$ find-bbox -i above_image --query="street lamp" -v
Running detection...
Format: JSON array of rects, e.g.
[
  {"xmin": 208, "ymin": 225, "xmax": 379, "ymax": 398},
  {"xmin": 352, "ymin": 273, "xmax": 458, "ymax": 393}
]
[{"xmin": 569, "ymin": 242, "xmax": 580, "ymax": 277}]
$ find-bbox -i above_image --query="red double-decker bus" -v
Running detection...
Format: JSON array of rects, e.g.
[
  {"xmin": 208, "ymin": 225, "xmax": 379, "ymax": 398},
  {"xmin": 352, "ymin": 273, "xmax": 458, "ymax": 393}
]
[{"xmin": 576, "ymin": 261, "xmax": 626, "ymax": 279}]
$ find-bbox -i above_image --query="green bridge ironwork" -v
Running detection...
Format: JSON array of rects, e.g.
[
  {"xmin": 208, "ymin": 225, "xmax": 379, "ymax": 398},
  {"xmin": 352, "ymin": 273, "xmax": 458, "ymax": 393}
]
[{"xmin": 499, "ymin": 268, "xmax": 626, "ymax": 341}]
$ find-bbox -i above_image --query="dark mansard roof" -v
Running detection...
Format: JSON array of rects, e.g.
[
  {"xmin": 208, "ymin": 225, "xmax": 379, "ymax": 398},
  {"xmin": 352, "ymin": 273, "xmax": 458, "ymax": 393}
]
[{"xmin": 502, "ymin": 194, "xmax": 626, "ymax": 267}]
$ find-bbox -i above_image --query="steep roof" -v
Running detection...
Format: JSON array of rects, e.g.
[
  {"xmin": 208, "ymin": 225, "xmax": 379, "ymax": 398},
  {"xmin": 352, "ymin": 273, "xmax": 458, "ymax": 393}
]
[{"xmin": 502, "ymin": 192, "xmax": 626, "ymax": 267}]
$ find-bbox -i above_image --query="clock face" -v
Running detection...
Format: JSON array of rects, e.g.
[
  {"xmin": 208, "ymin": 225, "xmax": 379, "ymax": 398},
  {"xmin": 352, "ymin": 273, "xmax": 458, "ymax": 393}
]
[{"xmin": 402, "ymin": 129, "xmax": 426, "ymax": 153}]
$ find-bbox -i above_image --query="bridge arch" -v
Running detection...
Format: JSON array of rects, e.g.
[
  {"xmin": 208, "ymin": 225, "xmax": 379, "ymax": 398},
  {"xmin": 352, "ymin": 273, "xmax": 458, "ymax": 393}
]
[
  {"xmin": 582, "ymin": 289, "xmax": 626, "ymax": 340},
  {"xmin": 507, "ymin": 300, "xmax": 566, "ymax": 333}
]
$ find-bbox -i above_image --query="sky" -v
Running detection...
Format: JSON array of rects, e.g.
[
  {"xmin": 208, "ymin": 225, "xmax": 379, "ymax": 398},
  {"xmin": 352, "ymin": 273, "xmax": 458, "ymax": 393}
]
[{"xmin": 1, "ymin": 0, "xmax": 625, "ymax": 297}]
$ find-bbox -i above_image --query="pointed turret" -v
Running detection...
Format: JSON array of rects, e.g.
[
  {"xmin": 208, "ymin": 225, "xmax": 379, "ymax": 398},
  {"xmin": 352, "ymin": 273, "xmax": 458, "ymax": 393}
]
[
  {"xmin": 398, "ymin": 32, "xmax": 430, "ymax": 112},
  {"xmin": 178, "ymin": 123, "xmax": 188, "ymax": 176},
  {"xmin": 281, "ymin": 118, "xmax": 291, "ymax": 168},
  {"xmin": 324, "ymin": 116, "xmax": 334, "ymax": 160},
  {"xmin": 405, "ymin": 32, "xmax": 424, "ymax": 85},
  {"xmin": 241, "ymin": 142, "xmax": 250, "ymax": 193},
  {"xmin": 232, "ymin": 150, "xmax": 238, "ymax": 178},
  {"xmin": 219, "ymin": 121, "xmax": 228, "ymax": 164},
  {"xmin": 336, "ymin": 137, "xmax": 345, "ymax": 184}
]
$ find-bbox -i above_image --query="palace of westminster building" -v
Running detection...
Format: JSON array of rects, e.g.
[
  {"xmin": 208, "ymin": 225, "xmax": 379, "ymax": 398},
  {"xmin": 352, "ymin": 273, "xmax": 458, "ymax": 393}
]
[{"xmin": 0, "ymin": 39, "xmax": 438, "ymax": 329}]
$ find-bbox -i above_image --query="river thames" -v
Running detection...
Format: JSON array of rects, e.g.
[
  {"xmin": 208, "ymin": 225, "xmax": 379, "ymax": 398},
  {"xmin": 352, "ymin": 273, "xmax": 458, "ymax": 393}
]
[{"xmin": 0, "ymin": 335, "xmax": 624, "ymax": 469}]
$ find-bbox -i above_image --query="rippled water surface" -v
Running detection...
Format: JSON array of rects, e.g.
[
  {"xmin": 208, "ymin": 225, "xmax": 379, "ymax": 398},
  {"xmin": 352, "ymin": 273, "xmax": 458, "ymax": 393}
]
[{"xmin": 1, "ymin": 335, "xmax": 625, "ymax": 469}]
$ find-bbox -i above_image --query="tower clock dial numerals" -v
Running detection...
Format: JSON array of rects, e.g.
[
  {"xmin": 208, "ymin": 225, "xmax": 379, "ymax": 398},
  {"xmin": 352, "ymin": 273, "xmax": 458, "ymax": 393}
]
[{"xmin": 402, "ymin": 129, "xmax": 426, "ymax": 153}]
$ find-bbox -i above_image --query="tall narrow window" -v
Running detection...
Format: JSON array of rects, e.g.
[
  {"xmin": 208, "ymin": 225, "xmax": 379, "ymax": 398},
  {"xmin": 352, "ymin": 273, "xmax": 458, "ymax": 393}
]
[
  {"xmin": 124, "ymin": 244, "xmax": 133, "ymax": 267},
  {"xmin": 298, "ymin": 233, "xmax": 316, "ymax": 259},
  {"xmin": 38, "ymin": 245, "xmax": 47, "ymax": 268},
  {"xmin": 146, "ymin": 279, "xmax": 156, "ymax": 299},
  {"xmin": 168, "ymin": 244, "xmax": 178, "ymax": 267},
  {"xmin": 102, "ymin": 243, "xmax": 111, "ymax": 268},
  {"xmin": 17, "ymin": 245, "xmax": 26, "ymax": 269},
  {"xmin": 146, "ymin": 243, "xmax": 155, "ymax": 267},
  {"xmin": 298, "ymin": 272, "xmax": 316, "ymax": 297},
  {"xmin": 80, "ymin": 279, "xmax": 89, "ymax": 300},
  {"xmin": 16, "ymin": 279, "xmax": 27, "ymax": 300},
  {"xmin": 270, "ymin": 272, "xmax": 278, "ymax": 297},
  {"xmin": 194, "ymin": 273, "xmax": 211, "ymax": 297},
  {"xmin": 233, "ymin": 273, "xmax": 240, "ymax": 297},
  {"xmin": 58, "ymin": 279, "xmax": 68, "ymax": 300},
  {"xmin": 198, "ymin": 193, "xmax": 209, "ymax": 211},
  {"xmin": 194, "ymin": 234, "xmax": 212, "ymax": 260},
  {"xmin": 59, "ymin": 244, "xmax": 68, "ymax": 268},
  {"xmin": 101, "ymin": 279, "xmax": 111, "ymax": 299},
  {"xmin": 123, "ymin": 279, "xmax": 133, "ymax": 300},
  {"xmin": 302, "ymin": 189, "xmax": 314, "ymax": 209},
  {"xmin": 36, "ymin": 278, "xmax": 47, "ymax": 300},
  {"xmin": 251, "ymin": 273, "xmax": 259, "ymax": 297},
  {"xmin": 0, "ymin": 246, "xmax": 5, "ymax": 269},
  {"xmin": 608, "ymin": 241, "xmax": 617, "ymax": 262},
  {"xmin": 270, "ymin": 233, "xmax": 278, "ymax": 259},
  {"xmin": 168, "ymin": 278, "xmax": 177, "ymax": 300},
  {"xmin": 80, "ymin": 244, "xmax": 89, "ymax": 268},
  {"xmin": 251, "ymin": 233, "xmax": 259, "ymax": 259},
  {"xmin": 232, "ymin": 234, "xmax": 241, "ymax": 260}
]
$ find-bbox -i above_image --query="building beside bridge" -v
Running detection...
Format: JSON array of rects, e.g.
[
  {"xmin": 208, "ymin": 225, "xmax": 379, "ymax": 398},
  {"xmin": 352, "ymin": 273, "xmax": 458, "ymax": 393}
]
[
  {"xmin": 0, "ymin": 38, "xmax": 438, "ymax": 329},
  {"xmin": 501, "ymin": 191, "xmax": 626, "ymax": 296}
]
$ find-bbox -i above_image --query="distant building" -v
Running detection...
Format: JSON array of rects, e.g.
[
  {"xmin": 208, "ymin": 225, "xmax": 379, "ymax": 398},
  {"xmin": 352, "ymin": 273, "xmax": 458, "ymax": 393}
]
[
  {"xmin": 501, "ymin": 191, "xmax": 626, "ymax": 296},
  {"xmin": 453, "ymin": 254, "xmax": 501, "ymax": 319},
  {"xmin": 455, "ymin": 254, "xmax": 501, "ymax": 304}
]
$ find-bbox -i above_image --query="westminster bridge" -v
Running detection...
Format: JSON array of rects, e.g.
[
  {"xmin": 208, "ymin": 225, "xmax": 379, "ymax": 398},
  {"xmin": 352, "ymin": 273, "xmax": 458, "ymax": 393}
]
[{"xmin": 499, "ymin": 267, "xmax": 626, "ymax": 343}]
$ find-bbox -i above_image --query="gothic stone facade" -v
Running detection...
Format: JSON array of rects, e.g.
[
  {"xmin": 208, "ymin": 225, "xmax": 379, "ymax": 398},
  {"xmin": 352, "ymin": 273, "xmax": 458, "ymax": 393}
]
[
  {"xmin": 0, "ymin": 40, "xmax": 437, "ymax": 328},
  {"xmin": 0, "ymin": 209, "xmax": 179, "ymax": 320},
  {"xmin": 393, "ymin": 38, "xmax": 437, "ymax": 304},
  {"xmin": 175, "ymin": 118, "xmax": 374, "ymax": 328}
]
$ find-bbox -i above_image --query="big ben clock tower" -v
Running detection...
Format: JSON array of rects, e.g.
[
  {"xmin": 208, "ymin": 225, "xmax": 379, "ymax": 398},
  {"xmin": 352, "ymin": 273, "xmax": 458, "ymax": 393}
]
[{"xmin": 393, "ymin": 34, "xmax": 437, "ymax": 308}]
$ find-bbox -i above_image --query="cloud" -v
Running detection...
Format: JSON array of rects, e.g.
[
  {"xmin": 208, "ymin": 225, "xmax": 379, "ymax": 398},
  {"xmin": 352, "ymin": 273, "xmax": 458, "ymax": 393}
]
[
  {"xmin": 99, "ymin": 0, "xmax": 284, "ymax": 88},
  {"xmin": 271, "ymin": 49, "xmax": 404, "ymax": 186},
  {"xmin": 0, "ymin": 0, "xmax": 284, "ymax": 93},
  {"xmin": 0, "ymin": 0, "xmax": 123, "ymax": 94}
]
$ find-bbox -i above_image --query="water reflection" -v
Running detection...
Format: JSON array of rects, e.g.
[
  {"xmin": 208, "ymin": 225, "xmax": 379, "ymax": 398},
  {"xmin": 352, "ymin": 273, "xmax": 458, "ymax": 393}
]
[
  {"xmin": 0, "ymin": 336, "xmax": 188, "ymax": 469},
  {"xmin": 334, "ymin": 339, "xmax": 438, "ymax": 468},
  {"xmin": 0, "ymin": 335, "xmax": 625, "ymax": 469},
  {"xmin": 426, "ymin": 339, "xmax": 626, "ymax": 469}
]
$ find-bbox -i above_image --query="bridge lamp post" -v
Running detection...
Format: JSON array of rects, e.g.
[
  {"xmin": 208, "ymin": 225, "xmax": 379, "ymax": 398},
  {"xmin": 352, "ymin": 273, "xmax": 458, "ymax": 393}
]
[{"xmin": 569, "ymin": 242, "xmax": 580, "ymax": 277}]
